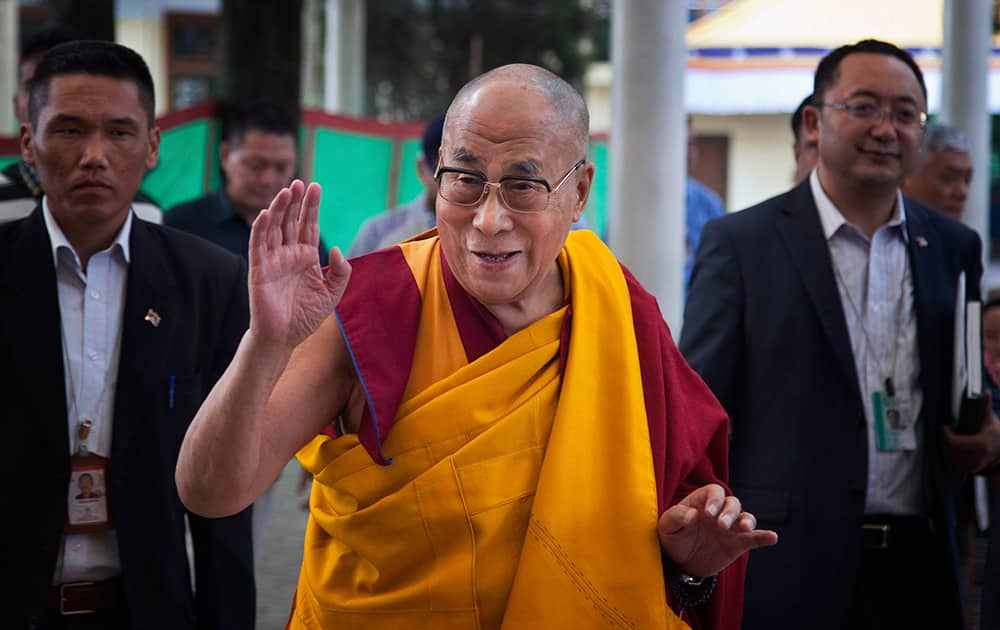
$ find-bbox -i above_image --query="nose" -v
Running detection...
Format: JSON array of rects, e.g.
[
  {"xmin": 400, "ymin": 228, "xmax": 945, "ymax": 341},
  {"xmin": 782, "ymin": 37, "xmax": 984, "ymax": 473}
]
[
  {"xmin": 955, "ymin": 180, "xmax": 969, "ymax": 201},
  {"xmin": 869, "ymin": 112, "xmax": 898, "ymax": 140},
  {"xmin": 472, "ymin": 183, "xmax": 513, "ymax": 235},
  {"xmin": 80, "ymin": 133, "xmax": 110, "ymax": 170}
]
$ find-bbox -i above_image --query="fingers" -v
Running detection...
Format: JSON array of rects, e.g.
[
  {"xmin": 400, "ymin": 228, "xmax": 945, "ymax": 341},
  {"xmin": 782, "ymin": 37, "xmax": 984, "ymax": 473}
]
[
  {"xmin": 250, "ymin": 187, "xmax": 290, "ymax": 265},
  {"xmin": 325, "ymin": 247, "xmax": 352, "ymax": 302},
  {"xmin": 700, "ymin": 483, "xmax": 727, "ymax": 516},
  {"xmin": 299, "ymin": 183, "xmax": 323, "ymax": 247},
  {"xmin": 716, "ymin": 495, "xmax": 742, "ymax": 528},
  {"xmin": 658, "ymin": 504, "xmax": 698, "ymax": 537},
  {"xmin": 282, "ymin": 180, "xmax": 306, "ymax": 245}
]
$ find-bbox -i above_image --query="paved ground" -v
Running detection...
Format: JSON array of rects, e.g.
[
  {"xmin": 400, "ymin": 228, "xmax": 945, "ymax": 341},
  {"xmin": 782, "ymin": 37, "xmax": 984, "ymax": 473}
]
[{"xmin": 255, "ymin": 461, "xmax": 310, "ymax": 629}]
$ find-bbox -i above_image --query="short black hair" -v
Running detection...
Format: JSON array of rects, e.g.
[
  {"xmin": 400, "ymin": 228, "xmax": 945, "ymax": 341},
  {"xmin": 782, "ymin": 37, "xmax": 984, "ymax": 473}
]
[
  {"xmin": 421, "ymin": 115, "xmax": 445, "ymax": 168},
  {"xmin": 223, "ymin": 100, "xmax": 297, "ymax": 146},
  {"xmin": 813, "ymin": 39, "xmax": 926, "ymax": 105},
  {"xmin": 28, "ymin": 40, "xmax": 155, "ymax": 127},
  {"xmin": 791, "ymin": 94, "xmax": 813, "ymax": 141},
  {"xmin": 19, "ymin": 25, "xmax": 86, "ymax": 73}
]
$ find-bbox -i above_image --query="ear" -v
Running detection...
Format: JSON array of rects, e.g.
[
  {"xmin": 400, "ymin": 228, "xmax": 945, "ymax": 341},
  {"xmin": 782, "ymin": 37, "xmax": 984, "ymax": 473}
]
[
  {"xmin": 802, "ymin": 104, "xmax": 821, "ymax": 144},
  {"xmin": 20, "ymin": 122, "xmax": 35, "ymax": 166},
  {"xmin": 571, "ymin": 161, "xmax": 595, "ymax": 222},
  {"xmin": 416, "ymin": 158, "xmax": 434, "ymax": 186},
  {"xmin": 146, "ymin": 125, "xmax": 161, "ymax": 170},
  {"xmin": 219, "ymin": 140, "xmax": 231, "ymax": 169}
]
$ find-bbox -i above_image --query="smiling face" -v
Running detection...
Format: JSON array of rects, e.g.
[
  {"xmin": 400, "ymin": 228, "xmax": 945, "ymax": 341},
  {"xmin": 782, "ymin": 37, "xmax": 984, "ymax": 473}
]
[
  {"xmin": 812, "ymin": 52, "xmax": 926, "ymax": 191},
  {"xmin": 436, "ymin": 81, "xmax": 593, "ymax": 324},
  {"xmin": 21, "ymin": 73, "xmax": 160, "ymax": 236}
]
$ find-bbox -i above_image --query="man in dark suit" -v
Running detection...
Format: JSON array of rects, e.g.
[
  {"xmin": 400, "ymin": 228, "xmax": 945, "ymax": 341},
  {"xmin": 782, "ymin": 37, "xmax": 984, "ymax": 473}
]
[
  {"xmin": 0, "ymin": 41, "xmax": 254, "ymax": 629},
  {"xmin": 681, "ymin": 39, "xmax": 1000, "ymax": 629},
  {"xmin": 165, "ymin": 100, "xmax": 328, "ymax": 266}
]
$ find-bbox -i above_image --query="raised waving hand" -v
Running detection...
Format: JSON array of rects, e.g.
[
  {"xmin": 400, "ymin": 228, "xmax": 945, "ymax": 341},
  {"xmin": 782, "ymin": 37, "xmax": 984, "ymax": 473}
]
[{"xmin": 248, "ymin": 180, "xmax": 351, "ymax": 351}]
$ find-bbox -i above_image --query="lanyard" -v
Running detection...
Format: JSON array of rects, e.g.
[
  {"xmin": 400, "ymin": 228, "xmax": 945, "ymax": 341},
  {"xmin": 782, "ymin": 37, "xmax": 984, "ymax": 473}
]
[
  {"xmin": 58, "ymin": 291, "xmax": 115, "ymax": 457},
  {"xmin": 831, "ymin": 231, "xmax": 910, "ymax": 396}
]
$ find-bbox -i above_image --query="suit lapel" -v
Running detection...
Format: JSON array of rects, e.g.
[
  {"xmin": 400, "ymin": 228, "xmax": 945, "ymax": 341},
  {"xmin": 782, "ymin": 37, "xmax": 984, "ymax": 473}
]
[
  {"xmin": 111, "ymin": 220, "xmax": 175, "ymax": 457},
  {"xmin": 0, "ymin": 209, "xmax": 70, "ymax": 455},
  {"xmin": 904, "ymin": 204, "xmax": 939, "ymax": 398},
  {"xmin": 775, "ymin": 181, "xmax": 863, "ymax": 405}
]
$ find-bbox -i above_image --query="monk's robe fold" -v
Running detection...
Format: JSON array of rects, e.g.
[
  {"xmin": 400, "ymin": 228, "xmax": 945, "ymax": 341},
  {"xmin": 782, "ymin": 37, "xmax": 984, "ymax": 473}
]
[{"xmin": 290, "ymin": 230, "xmax": 744, "ymax": 629}]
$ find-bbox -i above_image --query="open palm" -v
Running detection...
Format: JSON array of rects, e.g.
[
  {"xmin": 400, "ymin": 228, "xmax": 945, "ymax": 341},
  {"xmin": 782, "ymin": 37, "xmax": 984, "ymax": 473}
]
[{"xmin": 248, "ymin": 180, "xmax": 351, "ymax": 351}]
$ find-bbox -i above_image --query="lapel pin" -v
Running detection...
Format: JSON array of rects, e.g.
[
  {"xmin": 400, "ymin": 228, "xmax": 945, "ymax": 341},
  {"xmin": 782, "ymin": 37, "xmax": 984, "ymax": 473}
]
[
  {"xmin": 144, "ymin": 308, "xmax": 161, "ymax": 327},
  {"xmin": 915, "ymin": 236, "xmax": 928, "ymax": 248}
]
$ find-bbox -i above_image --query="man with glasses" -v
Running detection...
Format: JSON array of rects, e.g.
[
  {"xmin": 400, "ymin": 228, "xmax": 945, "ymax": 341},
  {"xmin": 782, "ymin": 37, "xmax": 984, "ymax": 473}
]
[
  {"xmin": 681, "ymin": 39, "xmax": 1000, "ymax": 629},
  {"xmin": 176, "ymin": 63, "xmax": 777, "ymax": 629}
]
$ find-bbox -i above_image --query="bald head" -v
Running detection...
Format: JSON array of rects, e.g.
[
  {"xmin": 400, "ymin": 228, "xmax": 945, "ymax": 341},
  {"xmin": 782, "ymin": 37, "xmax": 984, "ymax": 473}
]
[{"xmin": 445, "ymin": 64, "xmax": 589, "ymax": 157}]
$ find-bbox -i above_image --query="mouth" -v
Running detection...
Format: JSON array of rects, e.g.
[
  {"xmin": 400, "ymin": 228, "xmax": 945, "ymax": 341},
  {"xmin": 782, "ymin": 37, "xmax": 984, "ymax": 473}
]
[
  {"xmin": 73, "ymin": 181, "xmax": 113, "ymax": 193},
  {"xmin": 472, "ymin": 250, "xmax": 520, "ymax": 264},
  {"xmin": 858, "ymin": 147, "xmax": 900, "ymax": 160}
]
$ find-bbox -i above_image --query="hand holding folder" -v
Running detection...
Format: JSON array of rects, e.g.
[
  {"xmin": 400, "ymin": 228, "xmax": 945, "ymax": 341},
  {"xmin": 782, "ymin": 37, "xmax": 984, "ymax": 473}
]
[{"xmin": 951, "ymin": 271, "xmax": 985, "ymax": 435}]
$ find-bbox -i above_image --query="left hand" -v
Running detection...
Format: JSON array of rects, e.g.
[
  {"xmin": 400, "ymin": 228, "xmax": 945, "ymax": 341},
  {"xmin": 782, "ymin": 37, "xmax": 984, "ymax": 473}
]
[
  {"xmin": 658, "ymin": 483, "xmax": 778, "ymax": 578},
  {"xmin": 943, "ymin": 391, "xmax": 1000, "ymax": 473}
]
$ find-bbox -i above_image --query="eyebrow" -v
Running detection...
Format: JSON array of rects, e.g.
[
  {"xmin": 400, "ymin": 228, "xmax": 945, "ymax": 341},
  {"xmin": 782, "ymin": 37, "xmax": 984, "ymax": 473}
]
[
  {"xmin": 451, "ymin": 147, "xmax": 481, "ymax": 166},
  {"xmin": 505, "ymin": 160, "xmax": 542, "ymax": 177},
  {"xmin": 847, "ymin": 89, "xmax": 920, "ymax": 106},
  {"xmin": 108, "ymin": 116, "xmax": 140, "ymax": 128},
  {"xmin": 447, "ymin": 148, "xmax": 543, "ymax": 178},
  {"xmin": 48, "ymin": 114, "xmax": 85, "ymax": 125}
]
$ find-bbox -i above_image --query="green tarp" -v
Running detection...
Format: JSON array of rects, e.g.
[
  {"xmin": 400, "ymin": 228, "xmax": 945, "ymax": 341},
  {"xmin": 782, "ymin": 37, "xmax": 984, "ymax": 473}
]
[{"xmin": 1, "ymin": 102, "xmax": 609, "ymax": 250}]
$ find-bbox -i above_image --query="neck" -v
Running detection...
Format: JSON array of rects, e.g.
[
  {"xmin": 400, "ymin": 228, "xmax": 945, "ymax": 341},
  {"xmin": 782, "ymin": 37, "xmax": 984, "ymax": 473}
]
[
  {"xmin": 483, "ymin": 261, "xmax": 564, "ymax": 335},
  {"xmin": 817, "ymin": 168, "xmax": 898, "ymax": 239},
  {"xmin": 229, "ymin": 196, "xmax": 260, "ymax": 227},
  {"xmin": 55, "ymin": 213, "xmax": 126, "ymax": 273}
]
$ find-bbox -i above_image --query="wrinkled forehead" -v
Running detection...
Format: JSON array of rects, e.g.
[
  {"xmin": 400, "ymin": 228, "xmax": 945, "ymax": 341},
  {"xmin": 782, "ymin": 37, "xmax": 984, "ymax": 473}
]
[{"xmin": 442, "ymin": 84, "xmax": 576, "ymax": 172}]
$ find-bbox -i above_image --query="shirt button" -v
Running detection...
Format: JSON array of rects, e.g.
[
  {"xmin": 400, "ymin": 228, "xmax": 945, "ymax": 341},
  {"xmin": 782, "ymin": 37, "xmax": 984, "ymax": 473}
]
[
  {"xmin": 88, "ymin": 350, "xmax": 99, "ymax": 361},
  {"xmin": 72, "ymin": 542, "xmax": 81, "ymax": 552},
  {"xmin": 90, "ymin": 290, "xmax": 101, "ymax": 300}
]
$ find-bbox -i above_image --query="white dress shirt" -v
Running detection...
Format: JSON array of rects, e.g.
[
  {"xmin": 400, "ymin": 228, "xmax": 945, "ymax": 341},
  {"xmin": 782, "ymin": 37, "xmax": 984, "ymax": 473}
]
[
  {"xmin": 810, "ymin": 170, "xmax": 925, "ymax": 516},
  {"xmin": 43, "ymin": 197, "xmax": 132, "ymax": 583}
]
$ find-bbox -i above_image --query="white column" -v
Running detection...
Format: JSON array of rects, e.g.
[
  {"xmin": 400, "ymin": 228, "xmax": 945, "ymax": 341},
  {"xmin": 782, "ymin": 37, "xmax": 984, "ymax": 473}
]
[
  {"xmin": 301, "ymin": 0, "xmax": 323, "ymax": 108},
  {"xmin": 0, "ymin": 0, "xmax": 17, "ymax": 133},
  {"xmin": 609, "ymin": 0, "xmax": 687, "ymax": 330},
  {"xmin": 941, "ymin": 0, "xmax": 991, "ymax": 268},
  {"xmin": 323, "ymin": 0, "xmax": 366, "ymax": 115}
]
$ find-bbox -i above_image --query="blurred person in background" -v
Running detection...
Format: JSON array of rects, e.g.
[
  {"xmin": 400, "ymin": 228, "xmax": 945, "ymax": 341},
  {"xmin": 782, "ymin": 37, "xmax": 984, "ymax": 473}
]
[
  {"xmin": 791, "ymin": 94, "xmax": 819, "ymax": 183},
  {"xmin": 901, "ymin": 122, "xmax": 973, "ymax": 221}
]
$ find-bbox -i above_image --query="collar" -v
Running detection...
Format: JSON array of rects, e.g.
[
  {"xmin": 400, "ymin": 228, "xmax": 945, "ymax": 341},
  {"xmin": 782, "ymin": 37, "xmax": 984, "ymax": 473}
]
[
  {"xmin": 42, "ymin": 196, "xmax": 133, "ymax": 269},
  {"xmin": 809, "ymin": 168, "xmax": 907, "ymax": 242},
  {"xmin": 18, "ymin": 160, "xmax": 43, "ymax": 198},
  {"xmin": 212, "ymin": 188, "xmax": 243, "ymax": 226}
]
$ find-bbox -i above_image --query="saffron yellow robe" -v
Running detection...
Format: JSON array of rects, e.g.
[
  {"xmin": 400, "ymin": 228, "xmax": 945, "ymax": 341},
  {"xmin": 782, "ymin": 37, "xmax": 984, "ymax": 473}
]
[{"xmin": 290, "ymin": 230, "xmax": 739, "ymax": 629}]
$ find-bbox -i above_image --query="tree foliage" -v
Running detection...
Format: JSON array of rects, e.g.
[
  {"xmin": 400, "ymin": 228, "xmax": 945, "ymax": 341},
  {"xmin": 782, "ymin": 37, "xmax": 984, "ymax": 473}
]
[{"xmin": 366, "ymin": 0, "xmax": 600, "ymax": 120}]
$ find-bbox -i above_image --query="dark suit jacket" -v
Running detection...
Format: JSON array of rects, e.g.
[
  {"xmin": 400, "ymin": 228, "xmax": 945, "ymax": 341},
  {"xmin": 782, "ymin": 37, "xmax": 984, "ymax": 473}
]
[
  {"xmin": 679, "ymin": 179, "xmax": 981, "ymax": 630},
  {"xmin": 0, "ymin": 208, "xmax": 255, "ymax": 629},
  {"xmin": 166, "ymin": 189, "xmax": 330, "ymax": 265}
]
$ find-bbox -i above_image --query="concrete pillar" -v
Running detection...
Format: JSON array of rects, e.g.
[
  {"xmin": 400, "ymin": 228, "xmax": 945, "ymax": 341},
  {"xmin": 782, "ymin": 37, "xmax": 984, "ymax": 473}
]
[
  {"xmin": 609, "ymin": 0, "xmax": 687, "ymax": 330},
  {"xmin": 323, "ymin": 0, "xmax": 366, "ymax": 115},
  {"xmin": 940, "ymin": 0, "xmax": 991, "ymax": 268},
  {"xmin": 301, "ymin": 0, "xmax": 324, "ymax": 108},
  {"xmin": 0, "ymin": 0, "xmax": 17, "ymax": 133}
]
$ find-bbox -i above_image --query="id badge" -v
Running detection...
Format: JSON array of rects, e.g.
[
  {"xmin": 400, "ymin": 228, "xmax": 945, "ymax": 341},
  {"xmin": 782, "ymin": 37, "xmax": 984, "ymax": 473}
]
[
  {"xmin": 873, "ymin": 390, "xmax": 917, "ymax": 451},
  {"xmin": 65, "ymin": 454, "xmax": 113, "ymax": 533}
]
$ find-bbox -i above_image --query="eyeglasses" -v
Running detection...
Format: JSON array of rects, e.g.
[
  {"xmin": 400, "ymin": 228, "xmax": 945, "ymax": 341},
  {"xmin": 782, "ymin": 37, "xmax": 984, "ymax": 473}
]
[
  {"xmin": 434, "ymin": 158, "xmax": 585, "ymax": 214},
  {"xmin": 818, "ymin": 100, "xmax": 928, "ymax": 130}
]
